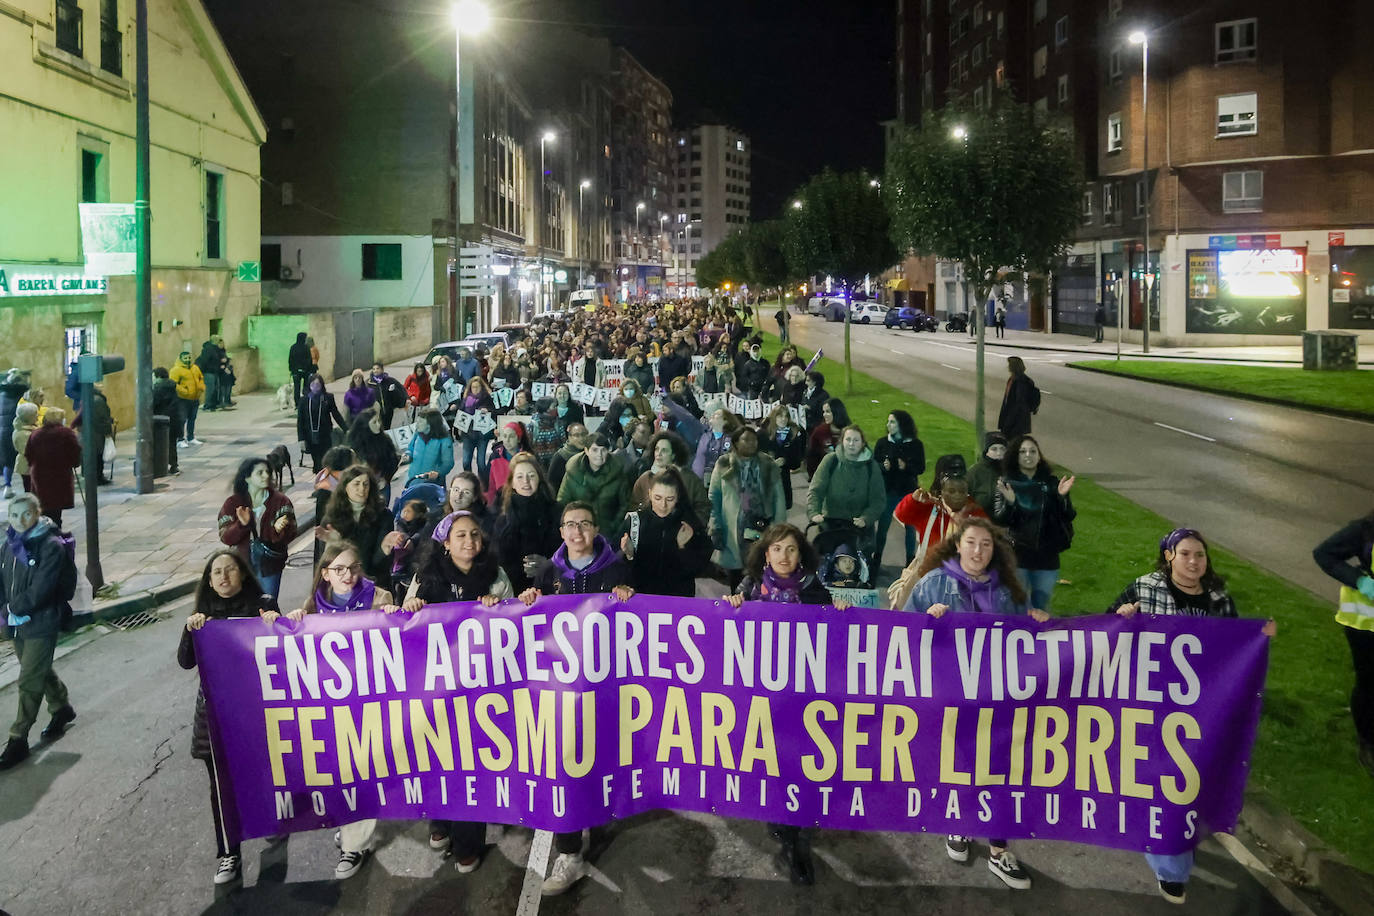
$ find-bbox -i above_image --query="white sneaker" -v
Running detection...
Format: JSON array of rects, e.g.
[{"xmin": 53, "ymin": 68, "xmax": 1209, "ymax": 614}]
[
  {"xmin": 213, "ymin": 854, "xmax": 241, "ymax": 885},
  {"xmin": 541, "ymin": 853, "xmax": 586, "ymax": 896},
  {"xmin": 189, "ymin": 437, "xmax": 204, "ymax": 446},
  {"xmin": 335, "ymin": 848, "xmax": 367, "ymax": 879},
  {"xmin": 177, "ymin": 439, "xmax": 189, "ymax": 449}
]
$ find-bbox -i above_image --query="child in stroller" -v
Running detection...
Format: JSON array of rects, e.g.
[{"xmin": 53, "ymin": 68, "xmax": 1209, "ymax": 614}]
[{"xmin": 811, "ymin": 521, "xmax": 875, "ymax": 590}]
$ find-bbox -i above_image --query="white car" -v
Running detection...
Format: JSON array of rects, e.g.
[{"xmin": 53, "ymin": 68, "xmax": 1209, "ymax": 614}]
[{"xmin": 850, "ymin": 301, "xmax": 889, "ymax": 324}]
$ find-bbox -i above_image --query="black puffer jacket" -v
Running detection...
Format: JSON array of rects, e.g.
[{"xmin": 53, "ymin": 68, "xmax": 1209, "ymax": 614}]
[
  {"xmin": 0, "ymin": 518, "xmax": 71, "ymax": 639},
  {"xmin": 624, "ymin": 506, "xmax": 712, "ymax": 597},
  {"xmin": 177, "ymin": 587, "xmax": 277, "ymax": 760}
]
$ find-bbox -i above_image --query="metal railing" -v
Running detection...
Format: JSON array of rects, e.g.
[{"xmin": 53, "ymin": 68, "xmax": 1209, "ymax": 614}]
[{"xmin": 56, "ymin": 0, "xmax": 83, "ymax": 56}]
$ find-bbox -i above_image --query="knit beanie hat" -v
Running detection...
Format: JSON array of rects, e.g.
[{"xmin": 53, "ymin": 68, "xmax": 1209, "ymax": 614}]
[{"xmin": 982, "ymin": 431, "xmax": 1008, "ymax": 456}]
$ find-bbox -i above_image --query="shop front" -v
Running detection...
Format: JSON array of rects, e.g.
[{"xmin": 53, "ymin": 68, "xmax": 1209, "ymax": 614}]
[
  {"xmin": 1329, "ymin": 244, "xmax": 1374, "ymax": 330},
  {"xmin": 1185, "ymin": 241, "xmax": 1307, "ymax": 335}
]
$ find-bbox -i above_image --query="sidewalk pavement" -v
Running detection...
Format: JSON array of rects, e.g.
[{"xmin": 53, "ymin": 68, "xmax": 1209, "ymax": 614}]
[
  {"xmin": 0, "ymin": 353, "xmax": 426, "ymax": 683},
  {"xmin": 948, "ymin": 326, "xmax": 1374, "ymax": 365}
]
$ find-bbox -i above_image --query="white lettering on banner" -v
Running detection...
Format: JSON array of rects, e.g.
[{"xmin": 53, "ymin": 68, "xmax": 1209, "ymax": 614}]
[{"xmin": 0, "ymin": 265, "xmax": 108, "ymax": 297}]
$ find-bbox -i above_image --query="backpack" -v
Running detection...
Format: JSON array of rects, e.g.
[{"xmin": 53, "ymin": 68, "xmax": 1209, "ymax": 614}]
[
  {"xmin": 1027, "ymin": 379, "xmax": 1042, "ymax": 414},
  {"xmin": 47, "ymin": 530, "xmax": 79, "ymax": 631}
]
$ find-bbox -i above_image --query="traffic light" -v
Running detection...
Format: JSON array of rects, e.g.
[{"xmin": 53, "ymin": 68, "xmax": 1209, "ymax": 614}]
[{"xmin": 77, "ymin": 353, "xmax": 125, "ymax": 383}]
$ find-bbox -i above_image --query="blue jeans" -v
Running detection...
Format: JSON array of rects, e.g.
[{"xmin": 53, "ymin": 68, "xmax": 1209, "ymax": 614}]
[
  {"xmin": 181, "ymin": 399, "xmax": 199, "ymax": 439},
  {"xmin": 874, "ymin": 490, "xmax": 916, "ymax": 565},
  {"xmin": 203, "ymin": 373, "xmax": 219, "ymax": 410},
  {"xmin": 257, "ymin": 571, "xmax": 282, "ymax": 601},
  {"xmin": 1017, "ymin": 567, "xmax": 1059, "ymax": 612},
  {"xmin": 1145, "ymin": 850, "xmax": 1194, "ymax": 884}
]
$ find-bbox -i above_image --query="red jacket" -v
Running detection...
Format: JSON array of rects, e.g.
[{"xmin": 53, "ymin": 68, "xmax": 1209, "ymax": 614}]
[
  {"xmin": 218, "ymin": 491, "xmax": 298, "ymax": 575},
  {"xmin": 404, "ymin": 372, "xmax": 431, "ymax": 406},
  {"xmin": 25, "ymin": 424, "xmax": 81, "ymax": 512},
  {"xmin": 893, "ymin": 493, "xmax": 988, "ymax": 552}
]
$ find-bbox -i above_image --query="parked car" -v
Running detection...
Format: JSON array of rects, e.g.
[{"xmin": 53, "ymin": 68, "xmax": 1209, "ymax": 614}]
[
  {"xmin": 884, "ymin": 306, "xmax": 939, "ymax": 331},
  {"xmin": 849, "ymin": 301, "xmax": 889, "ymax": 324}
]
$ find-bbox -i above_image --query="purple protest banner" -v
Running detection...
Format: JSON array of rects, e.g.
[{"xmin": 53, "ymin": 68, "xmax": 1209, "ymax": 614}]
[{"xmin": 194, "ymin": 595, "xmax": 1268, "ymax": 854}]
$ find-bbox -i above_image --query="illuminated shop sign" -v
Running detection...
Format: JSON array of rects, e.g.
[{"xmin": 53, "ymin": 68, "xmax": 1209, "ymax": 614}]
[
  {"xmin": 1217, "ymin": 248, "xmax": 1304, "ymax": 298},
  {"xmin": 0, "ymin": 265, "xmax": 107, "ymax": 297}
]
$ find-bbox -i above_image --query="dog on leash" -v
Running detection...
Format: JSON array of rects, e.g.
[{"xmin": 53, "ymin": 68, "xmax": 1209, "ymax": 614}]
[
  {"xmin": 273, "ymin": 383, "xmax": 295, "ymax": 411},
  {"xmin": 265, "ymin": 444, "xmax": 294, "ymax": 489}
]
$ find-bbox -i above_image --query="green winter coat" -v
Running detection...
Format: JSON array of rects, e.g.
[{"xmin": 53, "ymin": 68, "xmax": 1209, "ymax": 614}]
[
  {"xmin": 708, "ymin": 452, "xmax": 787, "ymax": 570},
  {"xmin": 558, "ymin": 451, "xmax": 631, "ymax": 541},
  {"xmin": 807, "ymin": 447, "xmax": 886, "ymax": 528}
]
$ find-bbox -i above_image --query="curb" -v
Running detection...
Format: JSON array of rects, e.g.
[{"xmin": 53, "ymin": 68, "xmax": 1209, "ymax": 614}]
[
  {"xmin": 1066, "ymin": 363, "xmax": 1374, "ymax": 423},
  {"xmin": 947, "ymin": 335, "xmax": 1374, "ymax": 366},
  {"xmin": 1236, "ymin": 792, "xmax": 1374, "ymax": 914}
]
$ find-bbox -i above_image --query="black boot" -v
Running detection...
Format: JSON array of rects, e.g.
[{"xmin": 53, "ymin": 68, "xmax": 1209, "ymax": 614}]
[
  {"xmin": 772, "ymin": 826, "xmax": 815, "ymax": 886},
  {"xmin": 0, "ymin": 737, "xmax": 30, "ymax": 770},
  {"xmin": 41, "ymin": 705, "xmax": 76, "ymax": 741}
]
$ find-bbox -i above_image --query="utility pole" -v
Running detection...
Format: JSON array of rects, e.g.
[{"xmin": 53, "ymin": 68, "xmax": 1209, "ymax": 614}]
[{"xmin": 132, "ymin": 0, "xmax": 153, "ymax": 494}]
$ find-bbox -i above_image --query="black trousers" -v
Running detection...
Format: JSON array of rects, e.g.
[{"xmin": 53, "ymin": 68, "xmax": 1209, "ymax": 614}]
[
  {"xmin": 1347, "ymin": 627, "xmax": 1374, "ymax": 746},
  {"xmin": 554, "ymin": 830, "xmax": 582, "ymax": 855},
  {"xmin": 429, "ymin": 819, "xmax": 487, "ymax": 859},
  {"xmin": 204, "ymin": 758, "xmax": 242, "ymax": 859}
]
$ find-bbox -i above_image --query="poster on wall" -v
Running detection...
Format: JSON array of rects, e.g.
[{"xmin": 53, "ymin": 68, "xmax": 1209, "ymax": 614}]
[
  {"xmin": 1329, "ymin": 246, "xmax": 1374, "ymax": 330},
  {"xmin": 1185, "ymin": 248, "xmax": 1307, "ymax": 334},
  {"xmin": 78, "ymin": 203, "xmax": 136, "ymax": 275}
]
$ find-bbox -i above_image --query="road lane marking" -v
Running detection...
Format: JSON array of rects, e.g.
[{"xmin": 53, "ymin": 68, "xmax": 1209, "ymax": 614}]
[
  {"xmin": 1213, "ymin": 833, "xmax": 1319, "ymax": 916},
  {"xmin": 888, "ymin": 348, "xmax": 903, "ymax": 354},
  {"xmin": 1153, "ymin": 422, "xmax": 1216, "ymax": 442},
  {"xmin": 940, "ymin": 364, "xmax": 963, "ymax": 371},
  {"xmin": 515, "ymin": 828, "xmax": 553, "ymax": 916}
]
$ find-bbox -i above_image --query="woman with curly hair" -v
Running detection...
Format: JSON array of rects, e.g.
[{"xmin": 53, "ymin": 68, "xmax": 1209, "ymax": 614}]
[
  {"xmin": 347, "ymin": 407, "xmax": 400, "ymax": 503},
  {"xmin": 320, "ymin": 464, "xmax": 393, "ymax": 587},
  {"xmin": 217, "ymin": 457, "xmax": 297, "ymax": 599},
  {"xmin": 900, "ymin": 515, "xmax": 1044, "ymax": 891}
]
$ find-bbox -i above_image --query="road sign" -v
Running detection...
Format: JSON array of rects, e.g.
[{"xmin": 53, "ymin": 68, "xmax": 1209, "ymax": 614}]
[{"xmin": 236, "ymin": 261, "xmax": 261, "ymax": 282}]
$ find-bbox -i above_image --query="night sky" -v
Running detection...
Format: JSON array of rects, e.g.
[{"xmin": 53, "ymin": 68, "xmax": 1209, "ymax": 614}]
[{"xmin": 522, "ymin": 0, "xmax": 896, "ymax": 218}]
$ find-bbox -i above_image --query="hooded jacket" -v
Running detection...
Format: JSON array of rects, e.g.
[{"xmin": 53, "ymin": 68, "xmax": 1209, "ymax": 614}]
[
  {"xmin": 0, "ymin": 517, "xmax": 71, "ymax": 639},
  {"xmin": 558, "ymin": 451, "xmax": 631, "ymax": 541},
  {"xmin": 533, "ymin": 535, "xmax": 630, "ymax": 595},
  {"xmin": 901, "ymin": 559, "xmax": 1026, "ymax": 616},
  {"xmin": 288, "ymin": 333, "xmax": 313, "ymax": 374},
  {"xmin": 872, "ymin": 435, "xmax": 926, "ymax": 495},
  {"xmin": 169, "ymin": 361, "xmax": 205, "ymax": 401},
  {"xmin": 624, "ymin": 505, "xmax": 712, "ymax": 597},
  {"xmin": 708, "ymin": 451, "xmax": 787, "ymax": 570},
  {"xmin": 807, "ymin": 446, "xmax": 886, "ymax": 529}
]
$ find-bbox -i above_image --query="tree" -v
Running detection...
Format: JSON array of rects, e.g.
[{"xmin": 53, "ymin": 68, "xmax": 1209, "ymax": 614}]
[
  {"xmin": 886, "ymin": 96, "xmax": 1082, "ymax": 450},
  {"xmin": 784, "ymin": 169, "xmax": 897, "ymax": 392},
  {"xmin": 694, "ymin": 231, "xmax": 747, "ymax": 291},
  {"xmin": 741, "ymin": 220, "xmax": 791, "ymax": 304}
]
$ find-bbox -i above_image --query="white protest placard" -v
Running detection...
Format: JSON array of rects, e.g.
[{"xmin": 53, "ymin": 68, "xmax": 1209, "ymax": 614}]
[
  {"xmin": 472, "ymin": 411, "xmax": 497, "ymax": 435},
  {"xmin": 492, "ymin": 387, "xmax": 515, "ymax": 409},
  {"xmin": 699, "ymin": 393, "xmax": 726, "ymax": 417},
  {"xmin": 451, "ymin": 410, "xmax": 472, "ymax": 433},
  {"xmin": 572, "ymin": 382, "xmax": 596, "ymax": 405},
  {"xmin": 745, "ymin": 399, "xmax": 764, "ymax": 420},
  {"xmin": 788, "ymin": 405, "xmax": 807, "ymax": 427},
  {"xmin": 828, "ymin": 587, "xmax": 881, "ymax": 608},
  {"xmin": 387, "ymin": 425, "xmax": 414, "ymax": 453},
  {"xmin": 728, "ymin": 394, "xmax": 746, "ymax": 415},
  {"xmin": 442, "ymin": 378, "xmax": 463, "ymax": 402},
  {"xmin": 594, "ymin": 387, "xmax": 615, "ymax": 410},
  {"xmin": 602, "ymin": 360, "xmax": 625, "ymax": 384},
  {"xmin": 649, "ymin": 394, "xmax": 663, "ymax": 414},
  {"xmin": 532, "ymin": 382, "xmax": 552, "ymax": 400}
]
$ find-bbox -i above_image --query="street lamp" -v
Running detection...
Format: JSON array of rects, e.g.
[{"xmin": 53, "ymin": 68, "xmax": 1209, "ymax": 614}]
[
  {"xmin": 869, "ymin": 178, "xmax": 881, "ymax": 188},
  {"xmin": 791, "ymin": 199, "xmax": 802, "ymax": 210},
  {"xmin": 450, "ymin": 0, "xmax": 489, "ymax": 336},
  {"xmin": 950, "ymin": 124, "xmax": 967, "ymax": 140},
  {"xmin": 1129, "ymin": 28, "xmax": 1151, "ymax": 353},
  {"xmin": 539, "ymin": 130, "xmax": 556, "ymax": 315},
  {"xmin": 578, "ymin": 179, "xmax": 591, "ymax": 288}
]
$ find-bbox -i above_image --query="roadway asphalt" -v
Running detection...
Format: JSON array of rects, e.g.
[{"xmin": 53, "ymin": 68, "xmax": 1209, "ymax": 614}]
[{"xmin": 786, "ymin": 316, "xmax": 1374, "ymax": 598}]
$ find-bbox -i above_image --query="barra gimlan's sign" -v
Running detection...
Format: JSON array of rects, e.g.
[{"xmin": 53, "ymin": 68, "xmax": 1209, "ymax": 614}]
[{"xmin": 0, "ymin": 265, "xmax": 107, "ymax": 297}]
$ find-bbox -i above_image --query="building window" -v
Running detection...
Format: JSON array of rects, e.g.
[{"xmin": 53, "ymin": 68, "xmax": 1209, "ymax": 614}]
[
  {"xmin": 1081, "ymin": 190, "xmax": 1093, "ymax": 221},
  {"xmin": 1054, "ymin": 16, "xmax": 1068, "ymax": 47},
  {"xmin": 361, "ymin": 243, "xmax": 402, "ymax": 280},
  {"xmin": 1107, "ymin": 113, "xmax": 1122, "ymax": 152},
  {"xmin": 1033, "ymin": 46, "xmax": 1047, "ymax": 78},
  {"xmin": 1057, "ymin": 74, "xmax": 1069, "ymax": 103},
  {"xmin": 996, "ymin": 10, "xmax": 1004, "ymax": 36},
  {"xmin": 1108, "ymin": 49, "xmax": 1122, "ymax": 81},
  {"xmin": 1107, "ymin": 0, "xmax": 1123, "ymax": 21},
  {"xmin": 950, "ymin": 63, "xmax": 960, "ymax": 84},
  {"xmin": 973, "ymin": 87, "xmax": 984, "ymax": 108},
  {"xmin": 1135, "ymin": 180, "xmax": 1147, "ymax": 216},
  {"xmin": 1216, "ymin": 92, "xmax": 1258, "ymax": 136},
  {"xmin": 261, "ymin": 243, "xmax": 282, "ymax": 280},
  {"xmin": 959, "ymin": 53, "xmax": 969, "ymax": 78},
  {"xmin": 80, "ymin": 147, "xmax": 108, "ymax": 202},
  {"xmin": 1216, "ymin": 18, "xmax": 1258, "ymax": 63},
  {"xmin": 995, "ymin": 61, "xmax": 1005, "ymax": 87},
  {"xmin": 973, "ymin": 2, "xmax": 983, "ymax": 23},
  {"xmin": 1103, "ymin": 183, "xmax": 1121, "ymax": 225},
  {"xmin": 1222, "ymin": 170, "xmax": 1263, "ymax": 212},
  {"xmin": 1033, "ymin": 0, "xmax": 1046, "ymax": 23},
  {"xmin": 972, "ymin": 44, "xmax": 983, "ymax": 66},
  {"xmin": 735, "ymin": 139, "xmax": 744, "ymax": 151},
  {"xmin": 56, "ymin": 0, "xmax": 82, "ymax": 56},
  {"xmin": 204, "ymin": 170, "xmax": 224, "ymax": 261},
  {"xmin": 99, "ymin": 0, "xmax": 121, "ymax": 75}
]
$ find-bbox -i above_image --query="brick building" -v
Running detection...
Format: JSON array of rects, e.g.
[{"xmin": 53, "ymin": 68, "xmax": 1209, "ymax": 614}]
[{"xmin": 897, "ymin": 0, "xmax": 1374, "ymax": 344}]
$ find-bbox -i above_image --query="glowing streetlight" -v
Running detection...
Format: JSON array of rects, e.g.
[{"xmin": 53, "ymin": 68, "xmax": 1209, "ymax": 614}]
[
  {"xmin": 538, "ymin": 130, "xmax": 557, "ymax": 314},
  {"xmin": 950, "ymin": 125, "xmax": 967, "ymax": 140},
  {"xmin": 577, "ymin": 179, "xmax": 592, "ymax": 288},
  {"xmin": 869, "ymin": 179, "xmax": 881, "ymax": 188},
  {"xmin": 791, "ymin": 199, "xmax": 803, "ymax": 210},
  {"xmin": 450, "ymin": 0, "xmax": 489, "ymax": 33},
  {"xmin": 450, "ymin": 0, "xmax": 489, "ymax": 335}
]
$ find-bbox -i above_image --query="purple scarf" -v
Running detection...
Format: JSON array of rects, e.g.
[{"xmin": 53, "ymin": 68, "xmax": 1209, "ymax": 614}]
[
  {"xmin": 759, "ymin": 565, "xmax": 805, "ymax": 603},
  {"xmin": 940, "ymin": 558, "xmax": 1003, "ymax": 615},
  {"xmin": 6, "ymin": 525, "xmax": 31, "ymax": 566},
  {"xmin": 313, "ymin": 578, "xmax": 377, "ymax": 613}
]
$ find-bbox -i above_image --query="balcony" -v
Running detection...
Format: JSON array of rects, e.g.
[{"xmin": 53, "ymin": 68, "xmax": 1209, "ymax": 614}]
[
  {"xmin": 100, "ymin": 18, "xmax": 122, "ymax": 75},
  {"xmin": 56, "ymin": 0, "xmax": 82, "ymax": 57}
]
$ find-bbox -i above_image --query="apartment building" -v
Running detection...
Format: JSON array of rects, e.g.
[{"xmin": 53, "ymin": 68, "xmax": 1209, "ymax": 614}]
[
  {"xmin": 668, "ymin": 125, "xmax": 752, "ymax": 296},
  {"xmin": 611, "ymin": 49, "xmax": 673, "ymax": 301},
  {"xmin": 898, "ymin": 0, "xmax": 1374, "ymax": 344}
]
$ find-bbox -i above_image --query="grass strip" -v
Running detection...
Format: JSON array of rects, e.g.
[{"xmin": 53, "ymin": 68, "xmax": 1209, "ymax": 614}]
[
  {"xmin": 1071, "ymin": 359, "xmax": 1374, "ymax": 420},
  {"xmin": 766, "ymin": 332, "xmax": 1373, "ymax": 871}
]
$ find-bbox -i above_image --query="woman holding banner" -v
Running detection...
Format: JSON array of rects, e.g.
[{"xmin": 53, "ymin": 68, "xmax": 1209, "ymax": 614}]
[
  {"xmin": 178, "ymin": 549, "xmax": 278, "ymax": 887},
  {"xmin": 901, "ymin": 516, "xmax": 1045, "ymax": 890},
  {"xmin": 725, "ymin": 523, "xmax": 848, "ymax": 885},
  {"xmin": 1114, "ymin": 526, "xmax": 1275, "ymax": 904},
  {"xmin": 393, "ymin": 510, "xmax": 513, "ymax": 870}
]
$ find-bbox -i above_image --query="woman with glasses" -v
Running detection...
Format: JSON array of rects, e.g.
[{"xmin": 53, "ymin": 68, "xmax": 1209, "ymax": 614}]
[
  {"xmin": 517, "ymin": 500, "xmax": 633, "ymax": 897},
  {"xmin": 393, "ymin": 510, "xmax": 513, "ymax": 871},
  {"xmin": 280, "ymin": 540, "xmax": 395, "ymax": 880}
]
